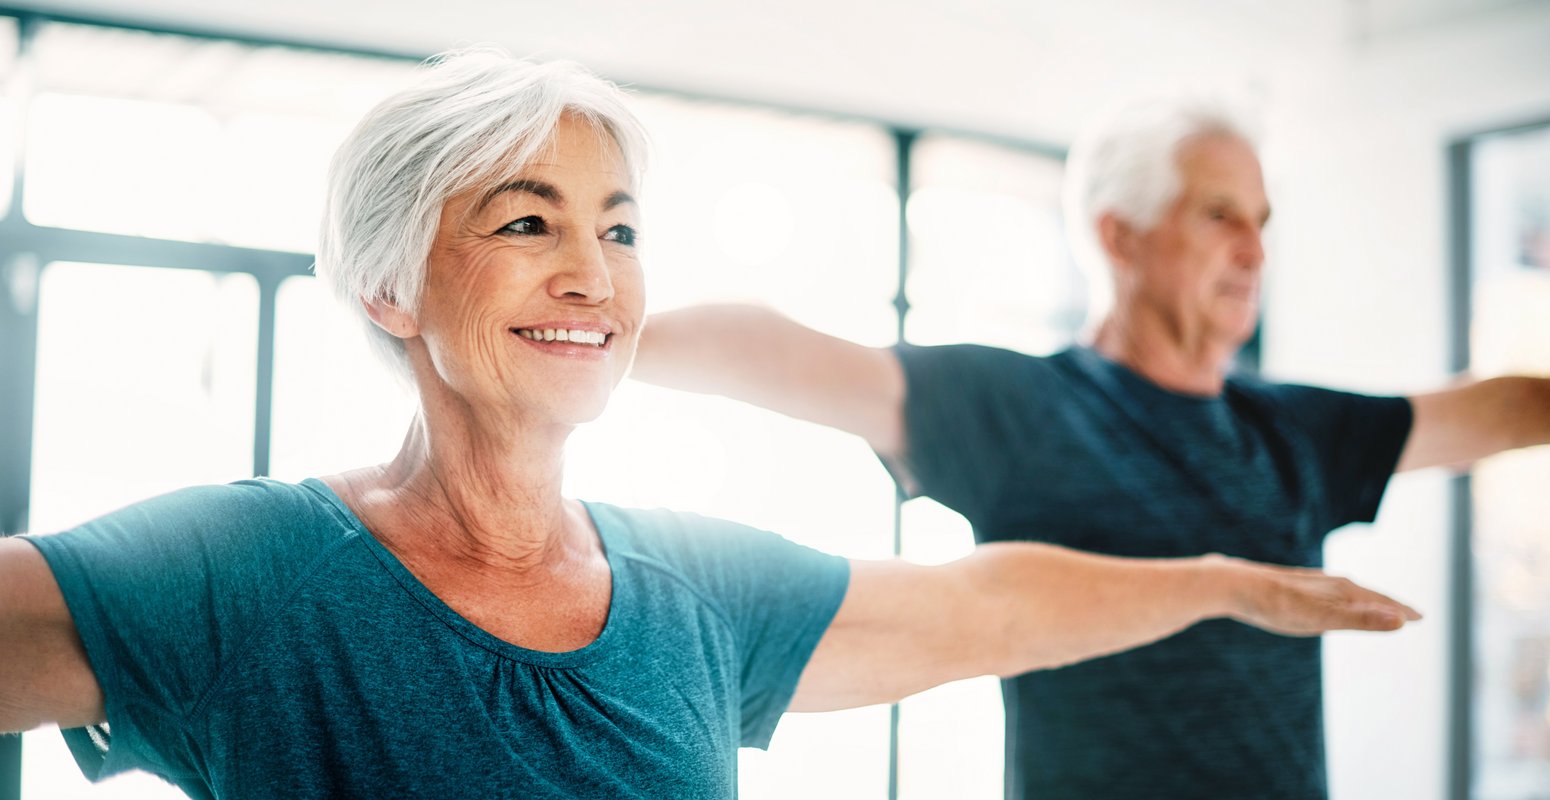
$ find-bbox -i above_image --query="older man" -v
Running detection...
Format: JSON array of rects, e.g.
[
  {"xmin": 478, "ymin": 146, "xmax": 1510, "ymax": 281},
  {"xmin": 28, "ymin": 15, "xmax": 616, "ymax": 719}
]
[{"xmin": 630, "ymin": 99, "xmax": 1550, "ymax": 799}]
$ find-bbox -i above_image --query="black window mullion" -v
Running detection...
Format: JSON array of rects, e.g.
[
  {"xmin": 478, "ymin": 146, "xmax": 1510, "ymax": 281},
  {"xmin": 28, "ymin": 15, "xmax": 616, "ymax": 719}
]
[
  {"xmin": 0, "ymin": 15, "xmax": 39, "ymax": 800},
  {"xmin": 885, "ymin": 126, "xmax": 916, "ymax": 800},
  {"xmin": 252, "ymin": 271, "xmax": 281, "ymax": 479},
  {"xmin": 1445, "ymin": 136, "xmax": 1473, "ymax": 800}
]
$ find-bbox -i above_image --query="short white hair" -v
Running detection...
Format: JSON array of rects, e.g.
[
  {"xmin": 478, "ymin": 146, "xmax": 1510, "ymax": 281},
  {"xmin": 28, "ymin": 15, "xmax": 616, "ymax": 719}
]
[
  {"xmin": 1062, "ymin": 94, "xmax": 1261, "ymax": 318},
  {"xmin": 315, "ymin": 48, "xmax": 648, "ymax": 382}
]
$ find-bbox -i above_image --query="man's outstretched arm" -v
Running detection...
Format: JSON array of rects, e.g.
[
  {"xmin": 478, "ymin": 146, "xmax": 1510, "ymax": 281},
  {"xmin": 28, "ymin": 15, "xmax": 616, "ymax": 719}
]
[
  {"xmin": 634, "ymin": 304, "xmax": 908, "ymax": 459},
  {"xmin": 789, "ymin": 543, "xmax": 1420, "ymax": 713},
  {"xmin": 1398, "ymin": 376, "xmax": 1550, "ymax": 472}
]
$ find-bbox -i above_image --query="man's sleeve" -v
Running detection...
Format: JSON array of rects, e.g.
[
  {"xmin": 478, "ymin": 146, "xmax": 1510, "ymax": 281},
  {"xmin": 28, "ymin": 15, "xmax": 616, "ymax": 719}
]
[
  {"xmin": 891, "ymin": 343, "xmax": 1025, "ymax": 521},
  {"xmin": 1268, "ymin": 384, "xmax": 1415, "ymax": 531}
]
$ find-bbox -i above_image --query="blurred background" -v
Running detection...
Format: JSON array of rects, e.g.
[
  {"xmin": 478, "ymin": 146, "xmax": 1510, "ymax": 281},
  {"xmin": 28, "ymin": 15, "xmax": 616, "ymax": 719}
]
[{"xmin": 0, "ymin": 1, "xmax": 1547, "ymax": 799}]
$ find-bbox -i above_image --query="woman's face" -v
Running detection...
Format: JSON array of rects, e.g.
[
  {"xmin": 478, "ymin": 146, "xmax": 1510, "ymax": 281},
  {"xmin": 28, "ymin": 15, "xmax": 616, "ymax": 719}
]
[{"xmin": 407, "ymin": 113, "xmax": 644, "ymax": 428}]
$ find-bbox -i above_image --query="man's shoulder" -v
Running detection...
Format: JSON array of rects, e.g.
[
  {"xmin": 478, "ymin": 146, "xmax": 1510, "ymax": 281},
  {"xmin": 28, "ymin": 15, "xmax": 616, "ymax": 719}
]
[
  {"xmin": 894, "ymin": 342, "xmax": 1069, "ymax": 387},
  {"xmin": 1226, "ymin": 375, "xmax": 1374, "ymax": 411}
]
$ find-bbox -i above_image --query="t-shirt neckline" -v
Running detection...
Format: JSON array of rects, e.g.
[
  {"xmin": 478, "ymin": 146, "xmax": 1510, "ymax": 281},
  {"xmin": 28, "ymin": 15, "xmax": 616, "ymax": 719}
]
[
  {"xmin": 1066, "ymin": 344, "xmax": 1230, "ymax": 405},
  {"xmin": 298, "ymin": 477, "xmax": 625, "ymax": 669}
]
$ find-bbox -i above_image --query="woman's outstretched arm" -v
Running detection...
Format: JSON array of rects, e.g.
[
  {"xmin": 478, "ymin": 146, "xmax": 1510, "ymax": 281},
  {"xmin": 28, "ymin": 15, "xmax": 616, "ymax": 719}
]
[{"xmin": 790, "ymin": 542, "xmax": 1420, "ymax": 712}]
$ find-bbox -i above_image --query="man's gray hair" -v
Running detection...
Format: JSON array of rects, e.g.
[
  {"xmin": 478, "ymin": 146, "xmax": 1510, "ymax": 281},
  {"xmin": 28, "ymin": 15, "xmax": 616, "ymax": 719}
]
[
  {"xmin": 1061, "ymin": 94, "xmax": 1261, "ymax": 317},
  {"xmin": 315, "ymin": 48, "xmax": 648, "ymax": 382}
]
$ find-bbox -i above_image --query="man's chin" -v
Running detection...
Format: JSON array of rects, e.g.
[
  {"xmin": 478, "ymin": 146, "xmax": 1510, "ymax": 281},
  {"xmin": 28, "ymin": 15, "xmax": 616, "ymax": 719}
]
[{"xmin": 1213, "ymin": 310, "xmax": 1260, "ymax": 348}]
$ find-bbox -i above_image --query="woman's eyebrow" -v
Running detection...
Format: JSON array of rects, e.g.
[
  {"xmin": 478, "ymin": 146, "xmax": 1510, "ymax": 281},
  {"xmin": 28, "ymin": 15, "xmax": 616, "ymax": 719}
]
[
  {"xmin": 603, "ymin": 190, "xmax": 636, "ymax": 211},
  {"xmin": 477, "ymin": 179, "xmax": 563, "ymax": 214},
  {"xmin": 475, "ymin": 182, "xmax": 635, "ymax": 214}
]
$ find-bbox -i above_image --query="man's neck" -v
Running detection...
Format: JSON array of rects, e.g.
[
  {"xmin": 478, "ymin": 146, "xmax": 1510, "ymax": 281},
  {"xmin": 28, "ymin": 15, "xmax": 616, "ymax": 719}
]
[{"xmin": 1088, "ymin": 312, "xmax": 1238, "ymax": 397}]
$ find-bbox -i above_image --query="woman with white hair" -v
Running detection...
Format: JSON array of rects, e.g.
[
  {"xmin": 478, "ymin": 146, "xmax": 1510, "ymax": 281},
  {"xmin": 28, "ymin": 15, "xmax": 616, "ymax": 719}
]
[{"xmin": 0, "ymin": 53, "xmax": 1420, "ymax": 799}]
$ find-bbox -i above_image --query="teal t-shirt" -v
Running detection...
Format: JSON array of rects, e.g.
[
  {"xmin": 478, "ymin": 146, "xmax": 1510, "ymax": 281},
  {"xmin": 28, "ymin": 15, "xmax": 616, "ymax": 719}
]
[{"xmin": 25, "ymin": 478, "xmax": 850, "ymax": 799}]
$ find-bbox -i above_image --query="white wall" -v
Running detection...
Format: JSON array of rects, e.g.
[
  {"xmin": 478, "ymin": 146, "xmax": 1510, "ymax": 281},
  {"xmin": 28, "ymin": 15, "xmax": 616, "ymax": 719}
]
[{"xmin": 1261, "ymin": 4, "xmax": 1550, "ymax": 799}]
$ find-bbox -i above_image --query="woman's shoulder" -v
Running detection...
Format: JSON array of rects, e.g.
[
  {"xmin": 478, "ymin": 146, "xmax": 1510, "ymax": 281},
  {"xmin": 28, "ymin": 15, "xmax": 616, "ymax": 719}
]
[
  {"xmin": 111, "ymin": 477, "xmax": 357, "ymax": 532},
  {"xmin": 29, "ymin": 477, "xmax": 363, "ymax": 576},
  {"xmin": 582, "ymin": 502, "xmax": 765, "ymax": 558},
  {"xmin": 582, "ymin": 501, "xmax": 845, "ymax": 587}
]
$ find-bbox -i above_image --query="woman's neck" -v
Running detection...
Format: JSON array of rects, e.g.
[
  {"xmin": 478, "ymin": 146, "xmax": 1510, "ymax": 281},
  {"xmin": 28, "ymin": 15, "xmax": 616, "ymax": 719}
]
[{"xmin": 328, "ymin": 388, "xmax": 591, "ymax": 578}]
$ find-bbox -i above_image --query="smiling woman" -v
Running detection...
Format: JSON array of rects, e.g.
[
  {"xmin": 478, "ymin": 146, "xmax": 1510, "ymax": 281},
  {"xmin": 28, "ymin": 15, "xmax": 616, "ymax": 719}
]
[{"xmin": 0, "ymin": 47, "xmax": 1423, "ymax": 800}]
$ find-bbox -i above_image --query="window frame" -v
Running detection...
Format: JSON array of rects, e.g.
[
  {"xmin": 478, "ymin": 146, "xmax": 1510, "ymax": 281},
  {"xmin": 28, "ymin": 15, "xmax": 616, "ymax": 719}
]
[{"xmin": 1445, "ymin": 114, "xmax": 1550, "ymax": 800}]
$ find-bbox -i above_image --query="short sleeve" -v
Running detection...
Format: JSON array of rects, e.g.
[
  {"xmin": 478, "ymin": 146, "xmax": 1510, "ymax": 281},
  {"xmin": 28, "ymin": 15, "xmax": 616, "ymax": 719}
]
[
  {"xmin": 664, "ymin": 512, "xmax": 850, "ymax": 749},
  {"xmin": 1262, "ymin": 384, "xmax": 1414, "ymax": 531},
  {"xmin": 892, "ymin": 344, "xmax": 1030, "ymax": 520},
  {"xmin": 22, "ymin": 479, "xmax": 342, "ymax": 782}
]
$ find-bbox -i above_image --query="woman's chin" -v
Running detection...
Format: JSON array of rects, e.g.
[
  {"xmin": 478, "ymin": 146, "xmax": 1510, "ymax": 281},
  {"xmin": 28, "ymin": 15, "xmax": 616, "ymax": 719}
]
[{"xmin": 530, "ymin": 387, "xmax": 616, "ymax": 428}]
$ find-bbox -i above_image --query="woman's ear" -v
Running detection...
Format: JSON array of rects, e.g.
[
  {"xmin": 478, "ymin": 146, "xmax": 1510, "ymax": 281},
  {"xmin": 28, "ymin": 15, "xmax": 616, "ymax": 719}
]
[{"xmin": 363, "ymin": 296, "xmax": 420, "ymax": 339}]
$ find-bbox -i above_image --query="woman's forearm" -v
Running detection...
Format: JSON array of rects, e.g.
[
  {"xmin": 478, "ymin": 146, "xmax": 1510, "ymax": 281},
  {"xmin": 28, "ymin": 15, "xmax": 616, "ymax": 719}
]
[{"xmin": 961, "ymin": 542, "xmax": 1416, "ymax": 676}]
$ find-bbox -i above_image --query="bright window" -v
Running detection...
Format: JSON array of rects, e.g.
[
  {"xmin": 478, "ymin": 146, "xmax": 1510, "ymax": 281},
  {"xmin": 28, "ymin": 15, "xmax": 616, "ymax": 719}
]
[
  {"xmin": 268, "ymin": 275, "xmax": 416, "ymax": 481},
  {"xmin": 1469, "ymin": 123, "xmax": 1550, "ymax": 800},
  {"xmin": 25, "ymin": 261, "xmax": 258, "ymax": 800},
  {"xmin": 22, "ymin": 23, "xmax": 411, "ymax": 251},
  {"xmin": 1, "ymin": 14, "xmax": 19, "ymax": 219},
  {"xmin": 905, "ymin": 135, "xmax": 1079, "ymax": 353}
]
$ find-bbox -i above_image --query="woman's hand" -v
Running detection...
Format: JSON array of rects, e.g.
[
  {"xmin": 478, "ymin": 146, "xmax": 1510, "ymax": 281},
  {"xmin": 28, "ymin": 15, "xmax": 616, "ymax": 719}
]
[{"xmin": 1208, "ymin": 553, "xmax": 1421, "ymax": 635}]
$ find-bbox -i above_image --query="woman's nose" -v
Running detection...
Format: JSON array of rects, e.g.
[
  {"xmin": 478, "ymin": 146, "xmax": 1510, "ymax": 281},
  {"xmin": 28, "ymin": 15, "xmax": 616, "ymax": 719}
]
[{"xmin": 550, "ymin": 236, "xmax": 614, "ymax": 303}]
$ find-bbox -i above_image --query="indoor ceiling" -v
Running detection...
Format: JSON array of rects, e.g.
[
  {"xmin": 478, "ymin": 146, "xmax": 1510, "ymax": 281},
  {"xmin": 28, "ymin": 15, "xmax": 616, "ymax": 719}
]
[{"xmin": 2, "ymin": 0, "xmax": 1544, "ymax": 146}]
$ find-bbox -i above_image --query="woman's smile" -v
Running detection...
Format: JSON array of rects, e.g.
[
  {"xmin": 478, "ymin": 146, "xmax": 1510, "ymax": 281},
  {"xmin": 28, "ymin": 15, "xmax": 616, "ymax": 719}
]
[{"xmin": 510, "ymin": 321, "xmax": 616, "ymax": 361}]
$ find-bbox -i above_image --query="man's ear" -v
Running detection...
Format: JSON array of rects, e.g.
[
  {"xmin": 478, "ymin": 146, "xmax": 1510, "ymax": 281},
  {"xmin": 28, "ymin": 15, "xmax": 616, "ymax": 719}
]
[
  {"xmin": 1097, "ymin": 212, "xmax": 1137, "ymax": 272},
  {"xmin": 363, "ymin": 296, "xmax": 420, "ymax": 339}
]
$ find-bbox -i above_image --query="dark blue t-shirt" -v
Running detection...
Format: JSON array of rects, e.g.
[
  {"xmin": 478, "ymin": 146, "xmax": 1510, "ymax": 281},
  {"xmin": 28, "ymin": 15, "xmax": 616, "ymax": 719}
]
[
  {"xmin": 893, "ymin": 344, "xmax": 1413, "ymax": 800},
  {"xmin": 25, "ymin": 478, "xmax": 849, "ymax": 799}
]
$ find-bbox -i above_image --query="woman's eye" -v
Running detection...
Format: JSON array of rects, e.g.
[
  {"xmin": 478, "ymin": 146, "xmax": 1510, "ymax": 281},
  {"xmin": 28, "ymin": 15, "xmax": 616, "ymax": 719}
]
[
  {"xmin": 603, "ymin": 224, "xmax": 638, "ymax": 247},
  {"xmin": 501, "ymin": 216, "xmax": 547, "ymax": 236}
]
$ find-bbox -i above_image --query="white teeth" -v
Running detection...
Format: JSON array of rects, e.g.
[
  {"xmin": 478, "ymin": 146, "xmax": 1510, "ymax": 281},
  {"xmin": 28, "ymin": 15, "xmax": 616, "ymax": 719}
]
[{"xmin": 515, "ymin": 328, "xmax": 608, "ymax": 346}]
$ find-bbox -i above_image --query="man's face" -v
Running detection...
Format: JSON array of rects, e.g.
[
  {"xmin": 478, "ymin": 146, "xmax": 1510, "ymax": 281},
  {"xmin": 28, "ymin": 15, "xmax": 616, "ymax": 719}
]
[{"xmin": 1122, "ymin": 133, "xmax": 1270, "ymax": 347}]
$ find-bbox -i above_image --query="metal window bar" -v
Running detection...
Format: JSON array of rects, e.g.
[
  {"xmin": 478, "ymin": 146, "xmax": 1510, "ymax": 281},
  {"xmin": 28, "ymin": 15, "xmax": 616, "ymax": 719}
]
[
  {"xmin": 1445, "ymin": 135, "xmax": 1474, "ymax": 800},
  {"xmin": 886, "ymin": 127, "xmax": 917, "ymax": 800}
]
